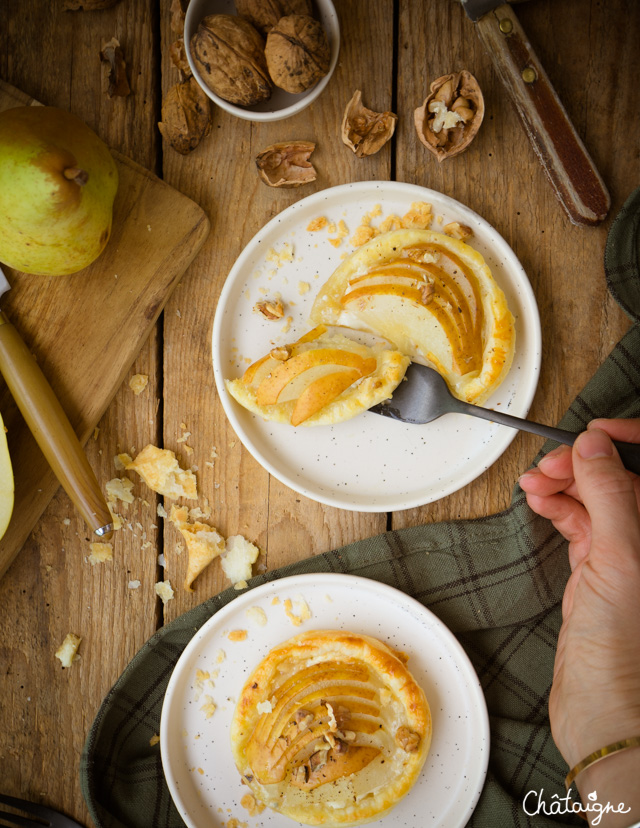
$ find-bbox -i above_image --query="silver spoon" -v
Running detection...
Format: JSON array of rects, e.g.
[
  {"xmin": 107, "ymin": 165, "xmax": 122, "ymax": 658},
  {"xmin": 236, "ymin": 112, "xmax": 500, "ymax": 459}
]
[{"xmin": 370, "ymin": 363, "xmax": 640, "ymax": 474}]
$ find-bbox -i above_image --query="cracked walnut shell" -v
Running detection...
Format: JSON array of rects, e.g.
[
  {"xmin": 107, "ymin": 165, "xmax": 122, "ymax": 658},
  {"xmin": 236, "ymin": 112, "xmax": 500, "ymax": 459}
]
[
  {"xmin": 265, "ymin": 14, "xmax": 330, "ymax": 94},
  {"xmin": 342, "ymin": 90, "xmax": 397, "ymax": 157},
  {"xmin": 158, "ymin": 77, "xmax": 212, "ymax": 155},
  {"xmin": 236, "ymin": 0, "xmax": 313, "ymax": 36},
  {"xmin": 190, "ymin": 14, "xmax": 272, "ymax": 106},
  {"xmin": 414, "ymin": 71, "xmax": 484, "ymax": 161},
  {"xmin": 256, "ymin": 141, "xmax": 316, "ymax": 187}
]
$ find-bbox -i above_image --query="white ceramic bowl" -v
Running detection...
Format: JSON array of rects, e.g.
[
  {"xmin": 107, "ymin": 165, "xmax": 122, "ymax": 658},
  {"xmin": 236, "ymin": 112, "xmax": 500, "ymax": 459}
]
[{"xmin": 184, "ymin": 0, "xmax": 340, "ymax": 122}]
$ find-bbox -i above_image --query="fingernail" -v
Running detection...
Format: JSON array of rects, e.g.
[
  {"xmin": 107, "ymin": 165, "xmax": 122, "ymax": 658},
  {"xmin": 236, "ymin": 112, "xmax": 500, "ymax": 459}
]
[
  {"xmin": 575, "ymin": 429, "xmax": 613, "ymax": 459},
  {"xmin": 519, "ymin": 468, "xmax": 539, "ymax": 481},
  {"xmin": 538, "ymin": 446, "xmax": 566, "ymax": 468}
]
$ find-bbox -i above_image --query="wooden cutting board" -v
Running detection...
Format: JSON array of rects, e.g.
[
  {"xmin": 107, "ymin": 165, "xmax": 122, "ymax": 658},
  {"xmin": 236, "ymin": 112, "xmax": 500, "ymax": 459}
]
[{"xmin": 0, "ymin": 80, "xmax": 210, "ymax": 579}]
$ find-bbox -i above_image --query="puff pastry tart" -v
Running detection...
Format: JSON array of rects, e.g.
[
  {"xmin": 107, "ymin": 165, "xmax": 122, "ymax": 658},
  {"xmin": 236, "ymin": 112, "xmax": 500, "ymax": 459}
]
[
  {"xmin": 230, "ymin": 630, "xmax": 431, "ymax": 826},
  {"xmin": 310, "ymin": 229, "xmax": 516, "ymax": 404},
  {"xmin": 225, "ymin": 326, "xmax": 409, "ymax": 427}
]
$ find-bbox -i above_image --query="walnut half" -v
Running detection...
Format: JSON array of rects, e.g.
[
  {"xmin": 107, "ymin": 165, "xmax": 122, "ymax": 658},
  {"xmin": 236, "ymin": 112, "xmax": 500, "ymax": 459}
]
[
  {"xmin": 341, "ymin": 90, "xmax": 397, "ymax": 158},
  {"xmin": 256, "ymin": 141, "xmax": 317, "ymax": 188},
  {"xmin": 414, "ymin": 71, "xmax": 484, "ymax": 161}
]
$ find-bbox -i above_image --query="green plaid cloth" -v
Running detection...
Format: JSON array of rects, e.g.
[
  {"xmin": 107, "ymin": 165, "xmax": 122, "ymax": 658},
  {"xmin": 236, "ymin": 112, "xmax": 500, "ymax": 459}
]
[{"xmin": 81, "ymin": 188, "xmax": 640, "ymax": 828}]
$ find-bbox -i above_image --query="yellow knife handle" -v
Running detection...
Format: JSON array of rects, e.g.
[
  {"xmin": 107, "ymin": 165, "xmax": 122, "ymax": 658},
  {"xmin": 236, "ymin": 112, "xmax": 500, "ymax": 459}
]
[{"xmin": 0, "ymin": 312, "xmax": 113, "ymax": 540}]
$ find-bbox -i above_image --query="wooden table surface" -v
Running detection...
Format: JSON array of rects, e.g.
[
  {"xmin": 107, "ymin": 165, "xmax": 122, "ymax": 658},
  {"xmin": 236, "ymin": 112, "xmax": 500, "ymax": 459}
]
[{"xmin": 0, "ymin": 1, "xmax": 638, "ymax": 824}]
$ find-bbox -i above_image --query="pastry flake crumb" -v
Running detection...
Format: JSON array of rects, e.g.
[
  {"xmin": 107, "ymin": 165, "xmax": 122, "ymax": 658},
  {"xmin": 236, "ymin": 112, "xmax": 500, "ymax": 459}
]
[
  {"xmin": 227, "ymin": 629, "xmax": 248, "ymax": 642},
  {"xmin": 215, "ymin": 649, "xmax": 226, "ymax": 663},
  {"xmin": 55, "ymin": 633, "xmax": 81, "ymax": 668},
  {"xmin": 88, "ymin": 542, "xmax": 113, "ymax": 566},
  {"xmin": 401, "ymin": 201, "xmax": 433, "ymax": 229},
  {"xmin": 105, "ymin": 477, "xmax": 135, "ymax": 504},
  {"xmin": 246, "ymin": 606, "xmax": 267, "ymax": 627},
  {"xmin": 265, "ymin": 242, "xmax": 294, "ymax": 267},
  {"xmin": 154, "ymin": 579, "xmax": 175, "ymax": 604},
  {"xmin": 221, "ymin": 535, "xmax": 260, "ymax": 587},
  {"xmin": 297, "ymin": 281, "xmax": 311, "ymax": 295},
  {"xmin": 170, "ymin": 505, "xmax": 225, "ymax": 591},
  {"xmin": 129, "ymin": 374, "xmax": 149, "ymax": 395},
  {"xmin": 128, "ymin": 579, "xmax": 141, "ymax": 589},
  {"xmin": 149, "ymin": 733, "xmax": 160, "ymax": 747},
  {"xmin": 240, "ymin": 793, "xmax": 266, "ymax": 816},
  {"xmin": 350, "ymin": 224, "xmax": 377, "ymax": 247},
  {"xmin": 124, "ymin": 445, "xmax": 198, "ymax": 500},
  {"xmin": 256, "ymin": 699, "xmax": 273, "ymax": 715},
  {"xmin": 283, "ymin": 595, "xmax": 311, "ymax": 626},
  {"xmin": 307, "ymin": 216, "xmax": 328, "ymax": 231}
]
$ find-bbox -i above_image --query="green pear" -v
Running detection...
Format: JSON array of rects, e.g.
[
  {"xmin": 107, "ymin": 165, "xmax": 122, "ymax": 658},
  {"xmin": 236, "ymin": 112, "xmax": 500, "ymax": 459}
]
[
  {"xmin": 0, "ymin": 106, "xmax": 118, "ymax": 276},
  {"xmin": 0, "ymin": 412, "xmax": 14, "ymax": 540}
]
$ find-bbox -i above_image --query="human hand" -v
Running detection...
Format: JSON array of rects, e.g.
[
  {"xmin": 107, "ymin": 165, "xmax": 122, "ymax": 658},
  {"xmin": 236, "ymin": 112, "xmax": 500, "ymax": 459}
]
[{"xmin": 519, "ymin": 420, "xmax": 640, "ymax": 778}]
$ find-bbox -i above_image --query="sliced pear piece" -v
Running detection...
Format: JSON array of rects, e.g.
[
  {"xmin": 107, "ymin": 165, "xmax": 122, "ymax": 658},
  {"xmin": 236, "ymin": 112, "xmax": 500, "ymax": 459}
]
[
  {"xmin": 291, "ymin": 368, "xmax": 363, "ymax": 426},
  {"xmin": 0, "ymin": 412, "xmax": 14, "ymax": 540}
]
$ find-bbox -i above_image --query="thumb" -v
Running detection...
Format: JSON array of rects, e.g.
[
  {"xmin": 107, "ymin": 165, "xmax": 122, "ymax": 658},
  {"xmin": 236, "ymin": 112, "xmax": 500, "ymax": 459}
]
[{"xmin": 572, "ymin": 428, "xmax": 640, "ymax": 555}]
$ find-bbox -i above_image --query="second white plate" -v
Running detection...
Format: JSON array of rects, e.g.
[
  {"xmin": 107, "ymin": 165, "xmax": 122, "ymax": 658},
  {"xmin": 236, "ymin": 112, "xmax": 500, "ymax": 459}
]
[
  {"xmin": 212, "ymin": 181, "xmax": 541, "ymax": 511},
  {"xmin": 160, "ymin": 573, "xmax": 490, "ymax": 828}
]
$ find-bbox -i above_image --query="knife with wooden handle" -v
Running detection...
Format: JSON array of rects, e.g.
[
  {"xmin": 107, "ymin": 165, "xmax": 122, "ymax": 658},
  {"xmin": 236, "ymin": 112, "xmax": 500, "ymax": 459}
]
[
  {"xmin": 0, "ymin": 267, "xmax": 113, "ymax": 541},
  {"xmin": 461, "ymin": 0, "xmax": 610, "ymax": 226}
]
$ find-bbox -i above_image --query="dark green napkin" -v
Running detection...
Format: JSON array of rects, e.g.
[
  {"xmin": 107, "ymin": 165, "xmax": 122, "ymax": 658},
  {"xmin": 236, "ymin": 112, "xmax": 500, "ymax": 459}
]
[{"xmin": 81, "ymin": 189, "xmax": 640, "ymax": 828}]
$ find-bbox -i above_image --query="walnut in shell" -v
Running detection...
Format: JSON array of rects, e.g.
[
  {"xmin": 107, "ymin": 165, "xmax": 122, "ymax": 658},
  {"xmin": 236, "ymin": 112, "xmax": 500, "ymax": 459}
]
[
  {"xmin": 256, "ymin": 141, "xmax": 316, "ymax": 188},
  {"xmin": 414, "ymin": 71, "xmax": 484, "ymax": 161},
  {"xmin": 190, "ymin": 14, "xmax": 272, "ymax": 106},
  {"xmin": 236, "ymin": 0, "xmax": 313, "ymax": 37},
  {"xmin": 341, "ymin": 90, "xmax": 397, "ymax": 158},
  {"xmin": 265, "ymin": 14, "xmax": 330, "ymax": 94},
  {"xmin": 158, "ymin": 77, "xmax": 212, "ymax": 155}
]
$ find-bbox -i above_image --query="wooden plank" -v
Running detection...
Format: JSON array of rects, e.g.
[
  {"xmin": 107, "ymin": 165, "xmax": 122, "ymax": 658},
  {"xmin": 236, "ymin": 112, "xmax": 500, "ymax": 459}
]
[
  {"xmin": 160, "ymin": 0, "xmax": 397, "ymax": 619},
  {"xmin": 391, "ymin": 0, "xmax": 634, "ymax": 531},
  {"xmin": 0, "ymin": 3, "xmax": 166, "ymax": 824}
]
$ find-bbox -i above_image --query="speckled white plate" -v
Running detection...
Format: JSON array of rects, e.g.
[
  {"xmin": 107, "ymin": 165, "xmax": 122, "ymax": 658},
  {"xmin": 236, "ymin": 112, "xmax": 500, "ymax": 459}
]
[
  {"xmin": 211, "ymin": 181, "xmax": 541, "ymax": 511},
  {"xmin": 160, "ymin": 573, "xmax": 490, "ymax": 828}
]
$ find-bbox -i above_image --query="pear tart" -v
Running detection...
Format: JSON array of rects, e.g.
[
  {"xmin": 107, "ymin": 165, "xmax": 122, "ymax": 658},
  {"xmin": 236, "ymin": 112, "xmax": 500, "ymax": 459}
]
[
  {"xmin": 310, "ymin": 229, "xmax": 515, "ymax": 404},
  {"xmin": 225, "ymin": 326, "xmax": 409, "ymax": 427},
  {"xmin": 230, "ymin": 630, "xmax": 431, "ymax": 826}
]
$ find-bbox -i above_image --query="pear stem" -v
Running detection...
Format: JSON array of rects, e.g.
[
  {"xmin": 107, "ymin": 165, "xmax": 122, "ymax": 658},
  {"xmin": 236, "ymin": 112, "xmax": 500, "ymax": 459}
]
[{"xmin": 63, "ymin": 167, "xmax": 89, "ymax": 186}]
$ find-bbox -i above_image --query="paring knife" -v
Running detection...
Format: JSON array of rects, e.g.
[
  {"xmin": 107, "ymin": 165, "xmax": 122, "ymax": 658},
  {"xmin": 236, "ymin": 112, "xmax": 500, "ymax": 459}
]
[
  {"xmin": 0, "ymin": 266, "xmax": 113, "ymax": 540},
  {"xmin": 460, "ymin": 0, "xmax": 610, "ymax": 226}
]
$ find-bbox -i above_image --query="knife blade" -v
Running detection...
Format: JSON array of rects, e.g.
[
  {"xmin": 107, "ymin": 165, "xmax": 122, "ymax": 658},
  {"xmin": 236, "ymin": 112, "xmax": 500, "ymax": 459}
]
[
  {"xmin": 0, "ymin": 266, "xmax": 113, "ymax": 541},
  {"xmin": 460, "ymin": 0, "xmax": 610, "ymax": 226}
]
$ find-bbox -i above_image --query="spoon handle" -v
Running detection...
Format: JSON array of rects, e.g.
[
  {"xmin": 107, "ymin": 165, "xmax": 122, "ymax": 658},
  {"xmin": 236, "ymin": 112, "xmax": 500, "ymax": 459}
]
[{"xmin": 455, "ymin": 400, "xmax": 640, "ymax": 475}]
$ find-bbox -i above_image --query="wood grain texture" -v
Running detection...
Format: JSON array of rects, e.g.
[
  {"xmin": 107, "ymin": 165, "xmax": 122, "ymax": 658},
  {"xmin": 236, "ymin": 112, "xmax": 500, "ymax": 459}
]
[{"xmin": 0, "ymin": 2, "xmax": 638, "ymax": 826}]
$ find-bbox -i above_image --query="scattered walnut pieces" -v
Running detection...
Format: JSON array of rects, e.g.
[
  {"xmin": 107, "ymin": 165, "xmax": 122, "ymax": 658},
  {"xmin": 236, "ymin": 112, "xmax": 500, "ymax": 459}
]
[
  {"xmin": 123, "ymin": 445, "xmax": 198, "ymax": 500},
  {"xmin": 256, "ymin": 141, "xmax": 317, "ymax": 188},
  {"xmin": 254, "ymin": 298, "xmax": 285, "ymax": 319},
  {"xmin": 265, "ymin": 14, "xmax": 330, "ymax": 94},
  {"xmin": 55, "ymin": 633, "xmax": 81, "ymax": 668},
  {"xmin": 190, "ymin": 14, "xmax": 272, "ymax": 106},
  {"xmin": 342, "ymin": 90, "xmax": 397, "ymax": 158},
  {"xmin": 170, "ymin": 505, "xmax": 225, "ymax": 591},
  {"xmin": 100, "ymin": 37, "xmax": 131, "ymax": 98},
  {"xmin": 158, "ymin": 77, "xmax": 212, "ymax": 155},
  {"xmin": 395, "ymin": 725, "xmax": 421, "ymax": 753},
  {"xmin": 88, "ymin": 541, "xmax": 113, "ymax": 565},
  {"xmin": 443, "ymin": 221, "xmax": 473, "ymax": 240},
  {"xmin": 169, "ymin": 37, "xmax": 191, "ymax": 78},
  {"xmin": 155, "ymin": 579, "xmax": 175, "ymax": 604},
  {"xmin": 128, "ymin": 373, "xmax": 149, "ymax": 395},
  {"xmin": 414, "ymin": 70, "xmax": 484, "ymax": 161},
  {"xmin": 221, "ymin": 535, "xmax": 260, "ymax": 587}
]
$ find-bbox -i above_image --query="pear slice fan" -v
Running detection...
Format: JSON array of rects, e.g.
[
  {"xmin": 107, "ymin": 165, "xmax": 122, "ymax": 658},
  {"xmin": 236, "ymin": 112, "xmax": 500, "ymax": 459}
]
[
  {"xmin": 230, "ymin": 630, "xmax": 431, "ymax": 826},
  {"xmin": 225, "ymin": 326, "xmax": 409, "ymax": 427},
  {"xmin": 310, "ymin": 229, "xmax": 516, "ymax": 405}
]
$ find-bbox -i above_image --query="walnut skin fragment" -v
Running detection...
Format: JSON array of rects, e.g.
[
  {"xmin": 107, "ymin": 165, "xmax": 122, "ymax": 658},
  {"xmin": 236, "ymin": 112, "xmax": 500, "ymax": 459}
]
[
  {"xmin": 100, "ymin": 37, "xmax": 131, "ymax": 98},
  {"xmin": 158, "ymin": 77, "xmax": 212, "ymax": 155},
  {"xmin": 236, "ymin": 0, "xmax": 313, "ymax": 37},
  {"xmin": 190, "ymin": 14, "xmax": 272, "ymax": 106},
  {"xmin": 414, "ymin": 70, "xmax": 484, "ymax": 162},
  {"xmin": 256, "ymin": 141, "xmax": 317, "ymax": 188},
  {"xmin": 265, "ymin": 14, "xmax": 330, "ymax": 94},
  {"xmin": 170, "ymin": 37, "xmax": 192, "ymax": 78},
  {"xmin": 170, "ymin": 0, "xmax": 189, "ymax": 35},
  {"xmin": 341, "ymin": 90, "xmax": 397, "ymax": 158}
]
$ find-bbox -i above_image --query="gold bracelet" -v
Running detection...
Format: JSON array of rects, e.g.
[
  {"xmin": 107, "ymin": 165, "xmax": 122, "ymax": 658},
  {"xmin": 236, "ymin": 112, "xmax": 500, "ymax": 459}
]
[{"xmin": 565, "ymin": 736, "xmax": 640, "ymax": 790}]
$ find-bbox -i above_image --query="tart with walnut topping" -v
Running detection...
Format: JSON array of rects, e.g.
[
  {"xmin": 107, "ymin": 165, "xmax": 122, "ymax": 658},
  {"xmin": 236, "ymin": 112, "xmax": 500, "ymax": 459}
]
[{"xmin": 230, "ymin": 630, "xmax": 431, "ymax": 826}]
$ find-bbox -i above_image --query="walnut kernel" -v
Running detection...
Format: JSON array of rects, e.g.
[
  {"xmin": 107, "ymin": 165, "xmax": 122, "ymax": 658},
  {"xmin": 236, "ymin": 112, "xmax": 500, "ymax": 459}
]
[{"xmin": 414, "ymin": 71, "xmax": 484, "ymax": 161}]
